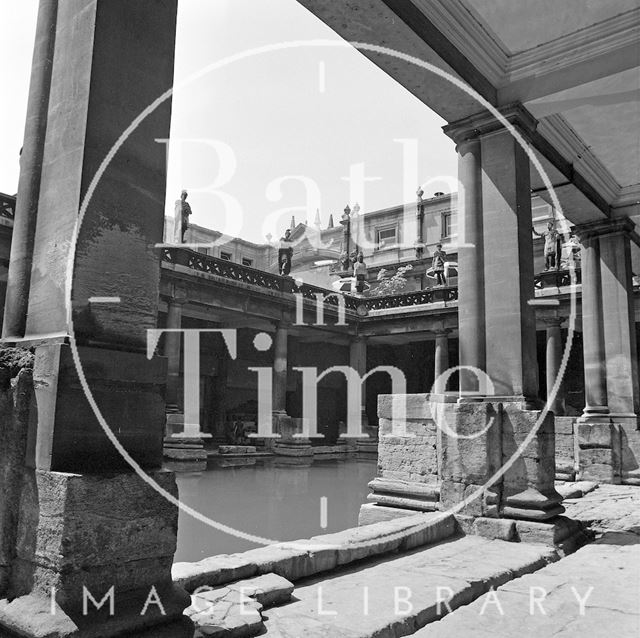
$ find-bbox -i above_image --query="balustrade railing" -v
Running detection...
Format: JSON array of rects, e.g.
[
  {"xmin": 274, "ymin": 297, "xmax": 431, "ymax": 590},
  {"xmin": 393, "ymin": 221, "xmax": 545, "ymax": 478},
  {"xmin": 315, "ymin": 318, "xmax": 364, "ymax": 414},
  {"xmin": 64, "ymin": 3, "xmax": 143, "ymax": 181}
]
[
  {"xmin": 534, "ymin": 268, "xmax": 581, "ymax": 289},
  {"xmin": 162, "ymin": 246, "xmax": 459, "ymax": 312},
  {"xmin": 0, "ymin": 193, "xmax": 16, "ymax": 221}
]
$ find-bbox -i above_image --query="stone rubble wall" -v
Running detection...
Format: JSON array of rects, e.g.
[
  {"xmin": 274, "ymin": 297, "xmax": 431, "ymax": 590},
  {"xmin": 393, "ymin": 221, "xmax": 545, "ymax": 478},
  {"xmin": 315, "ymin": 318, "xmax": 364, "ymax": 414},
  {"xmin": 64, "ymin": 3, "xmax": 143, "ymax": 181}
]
[{"xmin": 0, "ymin": 347, "xmax": 34, "ymax": 597}]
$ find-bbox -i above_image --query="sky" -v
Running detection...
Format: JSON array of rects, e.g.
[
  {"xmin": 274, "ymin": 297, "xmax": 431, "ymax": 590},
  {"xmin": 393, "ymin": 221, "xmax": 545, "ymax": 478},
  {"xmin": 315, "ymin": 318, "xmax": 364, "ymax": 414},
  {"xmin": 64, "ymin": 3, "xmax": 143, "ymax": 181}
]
[{"xmin": 1, "ymin": 0, "xmax": 458, "ymax": 244}]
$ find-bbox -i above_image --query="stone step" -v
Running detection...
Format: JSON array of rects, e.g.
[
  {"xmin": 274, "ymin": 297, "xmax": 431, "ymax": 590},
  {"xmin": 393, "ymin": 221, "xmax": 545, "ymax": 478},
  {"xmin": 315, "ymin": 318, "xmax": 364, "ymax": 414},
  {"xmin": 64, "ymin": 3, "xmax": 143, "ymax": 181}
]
[
  {"xmin": 262, "ymin": 535, "xmax": 560, "ymax": 637},
  {"xmin": 218, "ymin": 445, "xmax": 257, "ymax": 455},
  {"xmin": 186, "ymin": 573, "xmax": 294, "ymax": 637},
  {"xmin": 173, "ymin": 512, "xmax": 456, "ymax": 592}
]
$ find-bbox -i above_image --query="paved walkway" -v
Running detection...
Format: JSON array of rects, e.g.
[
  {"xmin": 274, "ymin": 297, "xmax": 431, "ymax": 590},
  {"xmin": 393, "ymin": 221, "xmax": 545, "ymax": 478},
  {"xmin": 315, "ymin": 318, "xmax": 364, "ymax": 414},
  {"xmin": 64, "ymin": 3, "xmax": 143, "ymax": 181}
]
[
  {"xmin": 414, "ymin": 483, "xmax": 640, "ymax": 637},
  {"xmin": 262, "ymin": 535, "xmax": 559, "ymax": 637}
]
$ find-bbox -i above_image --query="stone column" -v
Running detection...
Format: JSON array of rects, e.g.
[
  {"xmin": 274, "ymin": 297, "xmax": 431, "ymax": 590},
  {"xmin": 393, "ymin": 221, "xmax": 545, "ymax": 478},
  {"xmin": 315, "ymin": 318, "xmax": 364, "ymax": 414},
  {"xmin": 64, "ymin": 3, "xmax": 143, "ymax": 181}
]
[
  {"xmin": 543, "ymin": 317, "xmax": 565, "ymax": 415},
  {"xmin": 0, "ymin": 2, "xmax": 191, "ymax": 635},
  {"xmin": 598, "ymin": 220, "xmax": 639, "ymax": 424},
  {"xmin": 164, "ymin": 295, "xmax": 185, "ymax": 413},
  {"xmin": 433, "ymin": 330, "xmax": 450, "ymax": 394},
  {"xmin": 273, "ymin": 322, "xmax": 289, "ymax": 416},
  {"xmin": 599, "ymin": 220, "xmax": 640, "ymax": 485},
  {"xmin": 161, "ymin": 294, "xmax": 209, "ymax": 461},
  {"xmin": 273, "ymin": 322, "xmax": 310, "ymax": 456},
  {"xmin": 1, "ymin": 0, "xmax": 57, "ymax": 340},
  {"xmin": 574, "ymin": 219, "xmax": 639, "ymax": 484},
  {"xmin": 350, "ymin": 336, "xmax": 377, "ymax": 452},
  {"xmin": 576, "ymin": 233, "xmax": 609, "ymax": 420},
  {"xmin": 453, "ymin": 137, "xmax": 485, "ymax": 394},
  {"xmin": 441, "ymin": 105, "xmax": 562, "ymax": 525}
]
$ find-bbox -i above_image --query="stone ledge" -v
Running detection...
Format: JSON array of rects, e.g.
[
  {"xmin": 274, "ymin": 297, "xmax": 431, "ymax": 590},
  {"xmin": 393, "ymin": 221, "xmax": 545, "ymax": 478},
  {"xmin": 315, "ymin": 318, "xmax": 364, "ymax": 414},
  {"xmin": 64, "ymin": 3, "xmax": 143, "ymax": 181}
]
[{"xmin": 172, "ymin": 512, "xmax": 456, "ymax": 592}]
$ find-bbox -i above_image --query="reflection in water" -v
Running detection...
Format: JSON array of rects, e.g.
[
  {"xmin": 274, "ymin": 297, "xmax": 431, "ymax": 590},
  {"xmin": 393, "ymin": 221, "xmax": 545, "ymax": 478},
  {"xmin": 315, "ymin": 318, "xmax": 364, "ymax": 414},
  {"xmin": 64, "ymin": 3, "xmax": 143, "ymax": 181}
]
[{"xmin": 172, "ymin": 457, "xmax": 377, "ymax": 562}]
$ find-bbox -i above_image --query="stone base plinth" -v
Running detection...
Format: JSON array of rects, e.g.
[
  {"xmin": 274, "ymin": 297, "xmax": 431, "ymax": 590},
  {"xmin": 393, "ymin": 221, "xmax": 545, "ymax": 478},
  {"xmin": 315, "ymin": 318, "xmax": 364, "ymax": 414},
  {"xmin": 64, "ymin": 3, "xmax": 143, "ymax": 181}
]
[
  {"xmin": 274, "ymin": 442, "xmax": 314, "ymax": 457},
  {"xmin": 163, "ymin": 414, "xmax": 211, "ymax": 462},
  {"xmin": 273, "ymin": 412, "xmax": 312, "ymax": 457},
  {"xmin": 0, "ymin": 469, "xmax": 191, "ymax": 637},
  {"xmin": 358, "ymin": 503, "xmax": 424, "ymax": 525},
  {"xmin": 577, "ymin": 420, "xmax": 621, "ymax": 483},
  {"xmin": 366, "ymin": 478, "xmax": 440, "ymax": 512},
  {"xmin": 355, "ymin": 438, "xmax": 378, "ymax": 454}
]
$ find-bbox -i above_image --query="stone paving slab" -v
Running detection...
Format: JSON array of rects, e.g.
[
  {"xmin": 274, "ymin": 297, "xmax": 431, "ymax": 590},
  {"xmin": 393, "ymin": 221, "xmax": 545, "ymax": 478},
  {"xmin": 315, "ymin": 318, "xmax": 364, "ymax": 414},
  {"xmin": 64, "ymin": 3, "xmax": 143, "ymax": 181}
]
[
  {"xmin": 173, "ymin": 513, "xmax": 455, "ymax": 591},
  {"xmin": 561, "ymin": 484, "xmax": 640, "ymax": 534},
  {"xmin": 262, "ymin": 535, "xmax": 559, "ymax": 637},
  {"xmin": 416, "ymin": 531, "xmax": 640, "ymax": 637}
]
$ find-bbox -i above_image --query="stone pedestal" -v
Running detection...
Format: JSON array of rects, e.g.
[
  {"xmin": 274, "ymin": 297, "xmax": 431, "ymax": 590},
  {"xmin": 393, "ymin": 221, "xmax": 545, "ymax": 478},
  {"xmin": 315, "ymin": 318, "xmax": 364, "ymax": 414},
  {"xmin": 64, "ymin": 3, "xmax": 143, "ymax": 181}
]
[
  {"xmin": 363, "ymin": 394, "xmax": 565, "ymax": 528},
  {"xmin": 500, "ymin": 403, "xmax": 564, "ymax": 521},
  {"xmin": 163, "ymin": 413, "xmax": 210, "ymax": 462},
  {"xmin": 360, "ymin": 395, "xmax": 440, "ymax": 524},
  {"xmin": 0, "ymin": 470, "xmax": 189, "ymax": 637},
  {"xmin": 273, "ymin": 413, "xmax": 312, "ymax": 457}
]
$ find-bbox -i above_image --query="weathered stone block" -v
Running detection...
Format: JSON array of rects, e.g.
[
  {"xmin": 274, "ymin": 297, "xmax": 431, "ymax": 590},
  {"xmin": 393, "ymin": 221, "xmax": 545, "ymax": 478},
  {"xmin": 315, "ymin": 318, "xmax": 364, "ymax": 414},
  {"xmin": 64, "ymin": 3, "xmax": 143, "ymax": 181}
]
[
  {"xmin": 10, "ymin": 470, "xmax": 183, "ymax": 608},
  {"xmin": 440, "ymin": 480, "xmax": 500, "ymax": 518},
  {"xmin": 438, "ymin": 402, "xmax": 501, "ymax": 484},
  {"xmin": 577, "ymin": 421, "xmax": 617, "ymax": 448}
]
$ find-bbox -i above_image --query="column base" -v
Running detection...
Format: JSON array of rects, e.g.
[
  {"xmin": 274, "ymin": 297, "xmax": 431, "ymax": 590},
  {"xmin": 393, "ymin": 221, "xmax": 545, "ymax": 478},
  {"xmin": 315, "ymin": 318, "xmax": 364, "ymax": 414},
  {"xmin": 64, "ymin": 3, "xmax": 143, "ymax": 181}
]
[
  {"xmin": 1, "ymin": 469, "xmax": 191, "ymax": 637},
  {"xmin": 273, "ymin": 413, "xmax": 313, "ymax": 457},
  {"xmin": 163, "ymin": 413, "xmax": 211, "ymax": 461},
  {"xmin": 577, "ymin": 420, "xmax": 622, "ymax": 483}
]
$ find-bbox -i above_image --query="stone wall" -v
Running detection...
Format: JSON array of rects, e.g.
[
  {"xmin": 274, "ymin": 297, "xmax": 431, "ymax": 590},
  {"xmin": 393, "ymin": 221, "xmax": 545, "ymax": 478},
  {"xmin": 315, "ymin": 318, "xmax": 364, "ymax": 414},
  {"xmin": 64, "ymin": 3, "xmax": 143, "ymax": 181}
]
[
  {"xmin": 0, "ymin": 348, "xmax": 34, "ymax": 596},
  {"xmin": 555, "ymin": 416, "xmax": 577, "ymax": 481},
  {"xmin": 367, "ymin": 395, "xmax": 440, "ymax": 512}
]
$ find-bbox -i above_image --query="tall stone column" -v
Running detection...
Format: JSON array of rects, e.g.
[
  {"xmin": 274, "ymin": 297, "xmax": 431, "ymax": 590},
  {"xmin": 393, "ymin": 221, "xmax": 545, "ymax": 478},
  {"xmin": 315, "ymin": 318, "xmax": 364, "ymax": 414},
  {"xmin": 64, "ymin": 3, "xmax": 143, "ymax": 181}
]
[
  {"xmin": 433, "ymin": 330, "xmax": 450, "ymax": 394},
  {"xmin": 543, "ymin": 317, "xmax": 565, "ymax": 415},
  {"xmin": 441, "ymin": 105, "xmax": 562, "ymax": 524},
  {"xmin": 273, "ymin": 322, "xmax": 289, "ymax": 416},
  {"xmin": 574, "ymin": 219, "xmax": 639, "ymax": 483},
  {"xmin": 164, "ymin": 295, "xmax": 186, "ymax": 413},
  {"xmin": 0, "ymin": 2, "xmax": 191, "ymax": 635},
  {"xmin": 161, "ymin": 293, "xmax": 209, "ymax": 461},
  {"xmin": 598, "ymin": 220, "xmax": 639, "ymax": 423},
  {"xmin": 576, "ymin": 232, "xmax": 609, "ymax": 420},
  {"xmin": 2, "ymin": 0, "xmax": 57, "ymax": 340},
  {"xmin": 453, "ymin": 137, "xmax": 485, "ymax": 393},
  {"xmin": 350, "ymin": 336, "xmax": 377, "ymax": 453}
]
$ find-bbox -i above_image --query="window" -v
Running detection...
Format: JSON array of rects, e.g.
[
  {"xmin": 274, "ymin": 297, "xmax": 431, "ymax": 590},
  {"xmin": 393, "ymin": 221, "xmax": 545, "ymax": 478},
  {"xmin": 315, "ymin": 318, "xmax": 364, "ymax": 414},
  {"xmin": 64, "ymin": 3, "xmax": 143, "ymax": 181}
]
[
  {"xmin": 376, "ymin": 226, "xmax": 397, "ymax": 250},
  {"xmin": 220, "ymin": 251, "xmax": 232, "ymax": 261},
  {"xmin": 241, "ymin": 257, "xmax": 253, "ymax": 267},
  {"xmin": 441, "ymin": 211, "xmax": 457, "ymax": 239}
]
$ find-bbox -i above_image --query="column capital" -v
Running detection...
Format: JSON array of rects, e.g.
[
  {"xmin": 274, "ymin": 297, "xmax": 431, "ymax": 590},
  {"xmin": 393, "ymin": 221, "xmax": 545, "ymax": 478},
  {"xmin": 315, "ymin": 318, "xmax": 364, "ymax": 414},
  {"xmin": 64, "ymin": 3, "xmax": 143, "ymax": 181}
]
[
  {"xmin": 572, "ymin": 217, "xmax": 635, "ymax": 242},
  {"xmin": 432, "ymin": 328, "xmax": 452, "ymax": 338},
  {"xmin": 540, "ymin": 315, "xmax": 566, "ymax": 328},
  {"xmin": 442, "ymin": 102, "xmax": 537, "ymax": 147}
]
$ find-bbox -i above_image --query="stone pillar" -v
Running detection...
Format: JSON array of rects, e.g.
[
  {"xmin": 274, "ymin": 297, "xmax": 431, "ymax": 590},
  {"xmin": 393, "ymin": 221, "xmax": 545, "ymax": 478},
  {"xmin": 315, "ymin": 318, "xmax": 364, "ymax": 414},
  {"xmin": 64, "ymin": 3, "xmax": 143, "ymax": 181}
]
[
  {"xmin": 164, "ymin": 295, "xmax": 185, "ymax": 413},
  {"xmin": 598, "ymin": 220, "xmax": 639, "ymax": 423},
  {"xmin": 543, "ymin": 317, "xmax": 565, "ymax": 415},
  {"xmin": 273, "ymin": 322, "xmax": 310, "ymax": 456},
  {"xmin": 0, "ymin": 2, "xmax": 191, "ymax": 635},
  {"xmin": 273, "ymin": 322, "xmax": 288, "ymax": 416},
  {"xmin": 1, "ymin": 0, "xmax": 57, "ymax": 340},
  {"xmin": 433, "ymin": 330, "xmax": 450, "ymax": 394},
  {"xmin": 574, "ymin": 226, "xmax": 617, "ymax": 483},
  {"xmin": 479, "ymin": 127, "xmax": 538, "ymax": 401},
  {"xmin": 454, "ymin": 137, "xmax": 485, "ymax": 393},
  {"xmin": 441, "ymin": 105, "xmax": 562, "ymax": 524},
  {"xmin": 162, "ymin": 294, "xmax": 209, "ymax": 461},
  {"xmin": 574, "ymin": 219, "xmax": 639, "ymax": 484},
  {"xmin": 576, "ymin": 233, "xmax": 609, "ymax": 420},
  {"xmin": 350, "ymin": 336, "xmax": 377, "ymax": 453}
]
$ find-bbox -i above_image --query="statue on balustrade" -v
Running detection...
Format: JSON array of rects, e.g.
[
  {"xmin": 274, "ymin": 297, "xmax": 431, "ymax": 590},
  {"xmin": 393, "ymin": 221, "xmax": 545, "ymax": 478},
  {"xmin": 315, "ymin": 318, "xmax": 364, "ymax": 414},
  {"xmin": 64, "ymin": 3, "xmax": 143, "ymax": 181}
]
[
  {"xmin": 174, "ymin": 189, "xmax": 192, "ymax": 243},
  {"xmin": 532, "ymin": 221, "xmax": 561, "ymax": 271},
  {"xmin": 278, "ymin": 228, "xmax": 294, "ymax": 276},
  {"xmin": 432, "ymin": 243, "xmax": 447, "ymax": 286},
  {"xmin": 353, "ymin": 252, "xmax": 367, "ymax": 293}
]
